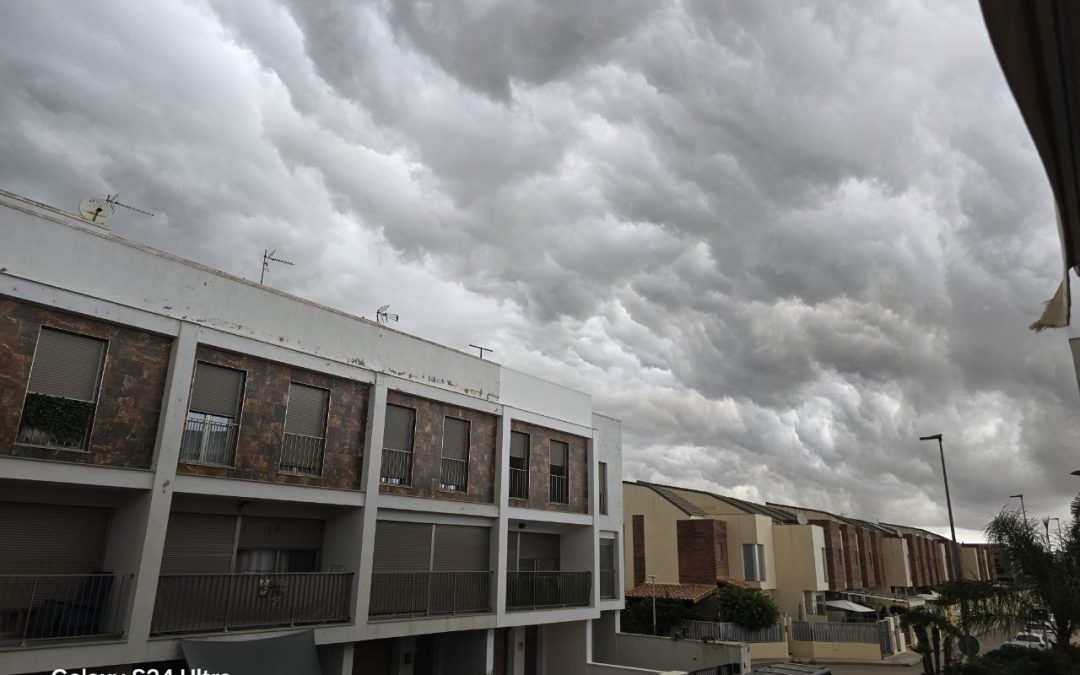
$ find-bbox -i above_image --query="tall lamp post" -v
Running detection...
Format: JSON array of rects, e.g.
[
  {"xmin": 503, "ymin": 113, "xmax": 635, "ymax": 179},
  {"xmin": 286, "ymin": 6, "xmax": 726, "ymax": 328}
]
[
  {"xmin": 1050, "ymin": 517, "xmax": 1062, "ymax": 543},
  {"xmin": 1009, "ymin": 494, "xmax": 1027, "ymax": 524},
  {"xmin": 647, "ymin": 575, "xmax": 657, "ymax": 635},
  {"xmin": 919, "ymin": 433, "xmax": 969, "ymax": 647}
]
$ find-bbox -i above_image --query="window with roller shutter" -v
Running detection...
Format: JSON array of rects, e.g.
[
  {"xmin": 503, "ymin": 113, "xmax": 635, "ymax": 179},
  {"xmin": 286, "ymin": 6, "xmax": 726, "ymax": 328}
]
[
  {"xmin": 509, "ymin": 431, "xmax": 529, "ymax": 499},
  {"xmin": 440, "ymin": 416, "xmax": 470, "ymax": 492},
  {"xmin": 380, "ymin": 403, "xmax": 415, "ymax": 485},
  {"xmin": 16, "ymin": 326, "xmax": 107, "ymax": 450},
  {"xmin": 549, "ymin": 440, "xmax": 569, "ymax": 504},
  {"xmin": 180, "ymin": 362, "xmax": 245, "ymax": 466},
  {"xmin": 280, "ymin": 382, "xmax": 330, "ymax": 475}
]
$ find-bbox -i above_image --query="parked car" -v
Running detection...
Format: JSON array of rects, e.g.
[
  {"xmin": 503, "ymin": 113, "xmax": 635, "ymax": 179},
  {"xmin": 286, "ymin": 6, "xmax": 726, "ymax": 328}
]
[
  {"xmin": 754, "ymin": 665, "xmax": 832, "ymax": 675},
  {"xmin": 1003, "ymin": 632, "xmax": 1049, "ymax": 650}
]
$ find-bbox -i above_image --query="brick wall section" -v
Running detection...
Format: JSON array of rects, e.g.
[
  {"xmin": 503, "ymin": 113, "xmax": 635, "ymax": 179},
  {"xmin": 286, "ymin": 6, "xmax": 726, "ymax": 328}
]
[
  {"xmin": 870, "ymin": 531, "xmax": 885, "ymax": 587},
  {"xmin": 677, "ymin": 519, "xmax": 728, "ymax": 584},
  {"xmin": 506, "ymin": 419, "xmax": 589, "ymax": 514},
  {"xmin": 921, "ymin": 538, "xmax": 934, "ymax": 586},
  {"xmin": 811, "ymin": 520, "xmax": 847, "ymax": 591},
  {"xmin": 633, "ymin": 514, "xmax": 646, "ymax": 586},
  {"xmin": 178, "ymin": 346, "xmax": 368, "ymax": 489},
  {"xmin": 379, "ymin": 390, "xmax": 497, "ymax": 503},
  {"xmin": 856, "ymin": 528, "xmax": 877, "ymax": 588},
  {"xmin": 0, "ymin": 299, "xmax": 171, "ymax": 469},
  {"xmin": 903, "ymin": 534, "xmax": 922, "ymax": 586},
  {"xmin": 839, "ymin": 524, "xmax": 862, "ymax": 589}
]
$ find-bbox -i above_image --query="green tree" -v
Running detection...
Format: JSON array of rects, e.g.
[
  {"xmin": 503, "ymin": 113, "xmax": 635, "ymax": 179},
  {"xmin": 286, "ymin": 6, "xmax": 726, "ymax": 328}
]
[
  {"xmin": 716, "ymin": 586, "xmax": 779, "ymax": 631},
  {"xmin": 901, "ymin": 603, "xmax": 961, "ymax": 675}
]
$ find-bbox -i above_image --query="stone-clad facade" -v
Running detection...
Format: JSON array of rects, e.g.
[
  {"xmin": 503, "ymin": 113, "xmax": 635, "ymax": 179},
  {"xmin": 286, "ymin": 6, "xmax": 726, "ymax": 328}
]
[
  {"xmin": 811, "ymin": 519, "xmax": 847, "ymax": 591},
  {"xmin": 177, "ymin": 345, "xmax": 369, "ymax": 490},
  {"xmin": 508, "ymin": 419, "xmax": 589, "ymax": 514},
  {"xmin": 676, "ymin": 519, "xmax": 728, "ymax": 584},
  {"xmin": 0, "ymin": 298, "xmax": 171, "ymax": 469},
  {"xmin": 379, "ymin": 390, "xmax": 498, "ymax": 503},
  {"xmin": 839, "ymin": 523, "xmax": 862, "ymax": 589}
]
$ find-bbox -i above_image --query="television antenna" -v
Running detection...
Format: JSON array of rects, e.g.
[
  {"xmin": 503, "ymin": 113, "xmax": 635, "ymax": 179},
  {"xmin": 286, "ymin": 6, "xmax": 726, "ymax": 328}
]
[
  {"xmin": 260, "ymin": 249, "xmax": 294, "ymax": 284},
  {"xmin": 469, "ymin": 344, "xmax": 493, "ymax": 359},
  {"xmin": 78, "ymin": 192, "xmax": 154, "ymax": 225},
  {"xmin": 376, "ymin": 305, "xmax": 399, "ymax": 325}
]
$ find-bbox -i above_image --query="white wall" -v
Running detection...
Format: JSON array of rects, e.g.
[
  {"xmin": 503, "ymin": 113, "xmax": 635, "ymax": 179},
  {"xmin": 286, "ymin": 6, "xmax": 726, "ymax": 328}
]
[
  {"xmin": 607, "ymin": 633, "xmax": 748, "ymax": 674},
  {"xmin": 543, "ymin": 620, "xmax": 590, "ymax": 675},
  {"xmin": 501, "ymin": 368, "xmax": 592, "ymax": 427}
]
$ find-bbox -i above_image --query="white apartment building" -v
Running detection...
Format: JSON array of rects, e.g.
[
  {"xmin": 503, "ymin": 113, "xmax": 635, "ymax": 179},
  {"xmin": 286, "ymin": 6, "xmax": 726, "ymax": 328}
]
[{"xmin": 0, "ymin": 189, "xmax": 627, "ymax": 675}]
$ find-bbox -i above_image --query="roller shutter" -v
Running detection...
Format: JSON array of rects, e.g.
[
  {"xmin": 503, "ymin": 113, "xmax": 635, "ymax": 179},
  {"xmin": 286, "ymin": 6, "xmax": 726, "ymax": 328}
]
[
  {"xmin": 238, "ymin": 516, "xmax": 324, "ymax": 550},
  {"xmin": 284, "ymin": 383, "xmax": 329, "ymax": 438},
  {"xmin": 510, "ymin": 432, "xmax": 529, "ymax": 460},
  {"xmin": 550, "ymin": 440, "xmax": 568, "ymax": 468},
  {"xmin": 433, "ymin": 524, "xmax": 489, "ymax": 571},
  {"xmin": 27, "ymin": 328, "xmax": 106, "ymax": 401},
  {"xmin": 0, "ymin": 502, "xmax": 110, "ymax": 574},
  {"xmin": 189, "ymin": 363, "xmax": 244, "ymax": 418},
  {"xmin": 384, "ymin": 404, "xmax": 415, "ymax": 452},
  {"xmin": 160, "ymin": 512, "xmax": 237, "ymax": 574},
  {"xmin": 600, "ymin": 539, "xmax": 615, "ymax": 571},
  {"xmin": 372, "ymin": 520, "xmax": 431, "ymax": 571},
  {"xmin": 442, "ymin": 417, "xmax": 470, "ymax": 460}
]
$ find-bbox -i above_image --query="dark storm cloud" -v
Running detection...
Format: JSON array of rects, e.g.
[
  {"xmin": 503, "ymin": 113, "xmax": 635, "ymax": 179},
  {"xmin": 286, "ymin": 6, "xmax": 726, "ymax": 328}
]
[{"xmin": 1, "ymin": 0, "xmax": 1077, "ymax": 540}]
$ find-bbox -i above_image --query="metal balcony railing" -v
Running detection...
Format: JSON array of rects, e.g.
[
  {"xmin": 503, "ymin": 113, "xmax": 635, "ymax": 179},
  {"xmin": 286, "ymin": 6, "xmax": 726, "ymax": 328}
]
[
  {"xmin": 279, "ymin": 433, "xmax": 325, "ymax": 475},
  {"xmin": 599, "ymin": 570, "xmax": 616, "ymax": 599},
  {"xmin": 440, "ymin": 457, "xmax": 469, "ymax": 492},
  {"xmin": 506, "ymin": 571, "xmax": 591, "ymax": 610},
  {"xmin": 369, "ymin": 571, "xmax": 492, "ymax": 619},
  {"xmin": 150, "ymin": 572, "xmax": 353, "ymax": 635},
  {"xmin": 180, "ymin": 416, "xmax": 238, "ymax": 466},
  {"xmin": 0, "ymin": 573, "xmax": 130, "ymax": 647},
  {"xmin": 380, "ymin": 448, "xmax": 412, "ymax": 485},
  {"xmin": 549, "ymin": 473, "xmax": 568, "ymax": 504},
  {"xmin": 509, "ymin": 467, "xmax": 529, "ymax": 499}
]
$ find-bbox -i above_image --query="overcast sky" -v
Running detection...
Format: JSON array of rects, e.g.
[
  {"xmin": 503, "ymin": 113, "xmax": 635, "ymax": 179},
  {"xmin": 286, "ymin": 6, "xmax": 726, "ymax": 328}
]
[{"xmin": 1, "ymin": 0, "xmax": 1077, "ymax": 542}]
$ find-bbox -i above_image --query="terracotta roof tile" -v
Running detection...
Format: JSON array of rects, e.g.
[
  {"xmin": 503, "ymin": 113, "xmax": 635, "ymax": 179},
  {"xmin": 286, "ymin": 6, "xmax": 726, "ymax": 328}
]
[{"xmin": 626, "ymin": 583, "xmax": 717, "ymax": 602}]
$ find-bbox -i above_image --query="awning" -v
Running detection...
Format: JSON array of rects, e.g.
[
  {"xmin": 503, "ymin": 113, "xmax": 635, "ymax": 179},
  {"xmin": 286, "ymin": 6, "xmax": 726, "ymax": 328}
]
[
  {"xmin": 181, "ymin": 630, "xmax": 321, "ymax": 675},
  {"xmin": 917, "ymin": 591, "xmax": 941, "ymax": 600},
  {"xmin": 981, "ymin": 1, "xmax": 1080, "ymax": 329},
  {"xmin": 824, "ymin": 599, "xmax": 876, "ymax": 613}
]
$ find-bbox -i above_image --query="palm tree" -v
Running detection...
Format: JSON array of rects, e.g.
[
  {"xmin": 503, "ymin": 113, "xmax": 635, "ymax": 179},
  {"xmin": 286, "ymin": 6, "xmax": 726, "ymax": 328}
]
[
  {"xmin": 900, "ymin": 603, "xmax": 960, "ymax": 675},
  {"xmin": 960, "ymin": 505, "xmax": 1080, "ymax": 652}
]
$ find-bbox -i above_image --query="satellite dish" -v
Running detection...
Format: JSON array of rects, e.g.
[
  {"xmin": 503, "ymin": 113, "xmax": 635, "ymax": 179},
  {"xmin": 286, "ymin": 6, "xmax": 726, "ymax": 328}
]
[
  {"xmin": 79, "ymin": 197, "xmax": 113, "ymax": 224},
  {"xmin": 796, "ymin": 513, "xmax": 808, "ymax": 525}
]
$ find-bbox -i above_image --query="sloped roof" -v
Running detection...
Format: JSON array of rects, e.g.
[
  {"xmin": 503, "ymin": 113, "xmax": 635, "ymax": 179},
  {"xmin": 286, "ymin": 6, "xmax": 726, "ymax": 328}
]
[
  {"xmin": 626, "ymin": 583, "xmax": 717, "ymax": 602},
  {"xmin": 636, "ymin": 481, "xmax": 796, "ymax": 523}
]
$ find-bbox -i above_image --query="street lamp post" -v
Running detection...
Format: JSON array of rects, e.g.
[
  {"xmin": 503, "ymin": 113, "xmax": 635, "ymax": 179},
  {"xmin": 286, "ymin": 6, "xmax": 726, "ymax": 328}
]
[
  {"xmin": 919, "ymin": 433, "xmax": 969, "ymax": 647},
  {"xmin": 648, "ymin": 574, "xmax": 657, "ymax": 635},
  {"xmin": 1009, "ymin": 494, "xmax": 1027, "ymax": 524},
  {"xmin": 1050, "ymin": 517, "xmax": 1062, "ymax": 543}
]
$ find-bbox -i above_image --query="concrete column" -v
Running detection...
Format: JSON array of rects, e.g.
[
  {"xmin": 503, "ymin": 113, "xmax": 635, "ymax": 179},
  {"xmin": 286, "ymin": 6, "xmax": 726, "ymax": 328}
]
[
  {"xmin": 590, "ymin": 427, "xmax": 600, "ymax": 608},
  {"xmin": 510, "ymin": 626, "xmax": 527, "ymax": 675},
  {"xmin": 321, "ymin": 643, "xmax": 354, "ymax": 675},
  {"xmin": 124, "ymin": 321, "xmax": 199, "ymax": 645},
  {"xmin": 485, "ymin": 628, "xmax": 497, "ymax": 675},
  {"xmin": 494, "ymin": 410, "xmax": 512, "ymax": 615},
  {"xmin": 356, "ymin": 375, "xmax": 388, "ymax": 626}
]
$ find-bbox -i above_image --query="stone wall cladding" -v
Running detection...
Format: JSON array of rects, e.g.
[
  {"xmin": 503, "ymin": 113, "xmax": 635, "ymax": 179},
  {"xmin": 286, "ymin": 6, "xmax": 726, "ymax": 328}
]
[
  {"xmin": 676, "ymin": 519, "xmax": 728, "ymax": 584},
  {"xmin": 177, "ymin": 346, "xmax": 368, "ymax": 490},
  {"xmin": 379, "ymin": 390, "xmax": 497, "ymax": 503},
  {"xmin": 632, "ymin": 514, "xmax": 646, "ymax": 586},
  {"xmin": 811, "ymin": 520, "xmax": 847, "ymax": 591},
  {"xmin": 839, "ymin": 524, "xmax": 862, "ymax": 589},
  {"xmin": 506, "ymin": 419, "xmax": 589, "ymax": 514},
  {"xmin": 0, "ymin": 298, "xmax": 171, "ymax": 469},
  {"xmin": 870, "ymin": 531, "xmax": 885, "ymax": 587},
  {"xmin": 856, "ymin": 528, "xmax": 877, "ymax": 588}
]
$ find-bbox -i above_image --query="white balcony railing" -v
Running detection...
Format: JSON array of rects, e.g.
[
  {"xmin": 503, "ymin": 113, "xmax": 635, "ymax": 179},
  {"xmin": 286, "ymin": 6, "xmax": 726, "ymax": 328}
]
[
  {"xmin": 279, "ymin": 433, "xmax": 324, "ymax": 475},
  {"xmin": 509, "ymin": 467, "xmax": 529, "ymax": 499},
  {"xmin": 380, "ymin": 448, "xmax": 412, "ymax": 485},
  {"xmin": 440, "ymin": 457, "xmax": 468, "ymax": 492},
  {"xmin": 180, "ymin": 416, "xmax": 238, "ymax": 466}
]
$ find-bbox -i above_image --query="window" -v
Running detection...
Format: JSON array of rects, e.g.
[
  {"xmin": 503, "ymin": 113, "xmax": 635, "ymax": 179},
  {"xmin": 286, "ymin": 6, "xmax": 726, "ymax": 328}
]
[
  {"xmin": 509, "ymin": 431, "xmax": 529, "ymax": 499},
  {"xmin": 181, "ymin": 362, "xmax": 244, "ymax": 465},
  {"xmin": 821, "ymin": 546, "xmax": 829, "ymax": 583},
  {"xmin": 280, "ymin": 382, "xmax": 330, "ymax": 475},
  {"xmin": 743, "ymin": 543, "xmax": 766, "ymax": 582},
  {"xmin": 804, "ymin": 591, "xmax": 825, "ymax": 616},
  {"xmin": 440, "ymin": 416, "xmax": 470, "ymax": 491},
  {"xmin": 598, "ymin": 462, "xmax": 609, "ymax": 515},
  {"xmin": 599, "ymin": 538, "xmax": 617, "ymax": 599},
  {"xmin": 549, "ymin": 440, "xmax": 569, "ymax": 504},
  {"xmin": 17, "ymin": 327, "xmax": 107, "ymax": 450},
  {"xmin": 381, "ymin": 404, "xmax": 415, "ymax": 485}
]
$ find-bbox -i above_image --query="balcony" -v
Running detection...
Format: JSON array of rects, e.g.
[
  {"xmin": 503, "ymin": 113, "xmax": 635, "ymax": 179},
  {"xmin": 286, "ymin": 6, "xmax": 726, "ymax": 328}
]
[
  {"xmin": 369, "ymin": 571, "xmax": 492, "ymax": 619},
  {"xmin": 150, "ymin": 572, "xmax": 352, "ymax": 635},
  {"xmin": 549, "ymin": 473, "xmax": 568, "ymax": 504},
  {"xmin": 179, "ymin": 416, "xmax": 238, "ymax": 466},
  {"xmin": 600, "ymin": 570, "xmax": 616, "ymax": 599},
  {"xmin": 380, "ymin": 448, "xmax": 412, "ymax": 485},
  {"xmin": 509, "ymin": 467, "xmax": 529, "ymax": 499},
  {"xmin": 0, "ymin": 573, "xmax": 130, "ymax": 647},
  {"xmin": 279, "ymin": 433, "xmax": 324, "ymax": 475},
  {"xmin": 16, "ymin": 393, "xmax": 95, "ymax": 450},
  {"xmin": 506, "ymin": 571, "xmax": 591, "ymax": 610},
  {"xmin": 440, "ymin": 457, "xmax": 468, "ymax": 492}
]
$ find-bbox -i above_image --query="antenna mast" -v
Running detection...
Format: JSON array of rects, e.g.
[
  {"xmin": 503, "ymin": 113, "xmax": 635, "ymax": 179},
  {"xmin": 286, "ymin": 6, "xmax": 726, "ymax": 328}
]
[
  {"xmin": 261, "ymin": 249, "xmax": 294, "ymax": 284},
  {"xmin": 469, "ymin": 344, "xmax": 493, "ymax": 359},
  {"xmin": 376, "ymin": 305, "xmax": 400, "ymax": 325},
  {"xmin": 106, "ymin": 193, "xmax": 155, "ymax": 217}
]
